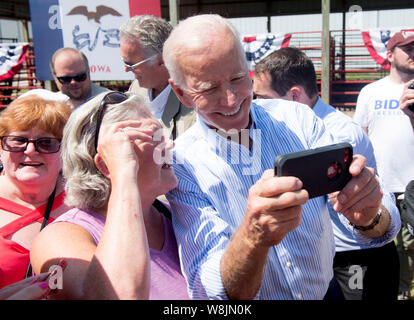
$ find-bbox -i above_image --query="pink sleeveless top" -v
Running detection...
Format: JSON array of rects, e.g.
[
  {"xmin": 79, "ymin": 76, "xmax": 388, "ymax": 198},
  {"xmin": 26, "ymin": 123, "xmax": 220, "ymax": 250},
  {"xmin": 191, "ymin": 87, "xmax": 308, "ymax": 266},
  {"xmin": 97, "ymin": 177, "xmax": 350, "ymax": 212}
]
[{"xmin": 53, "ymin": 207, "xmax": 189, "ymax": 300}]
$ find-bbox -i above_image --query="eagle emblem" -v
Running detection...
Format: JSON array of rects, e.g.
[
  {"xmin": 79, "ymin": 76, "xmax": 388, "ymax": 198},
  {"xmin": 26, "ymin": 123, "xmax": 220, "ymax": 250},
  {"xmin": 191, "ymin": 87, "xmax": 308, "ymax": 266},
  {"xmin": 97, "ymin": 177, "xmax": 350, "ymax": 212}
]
[{"xmin": 67, "ymin": 5, "xmax": 122, "ymax": 24}]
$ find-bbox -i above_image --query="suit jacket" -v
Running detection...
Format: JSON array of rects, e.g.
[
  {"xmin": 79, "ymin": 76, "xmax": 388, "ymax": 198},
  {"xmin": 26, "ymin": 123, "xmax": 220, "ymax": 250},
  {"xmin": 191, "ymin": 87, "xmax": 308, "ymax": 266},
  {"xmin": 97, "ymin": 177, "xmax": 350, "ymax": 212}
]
[
  {"xmin": 129, "ymin": 79, "xmax": 195, "ymax": 140},
  {"xmin": 90, "ymin": 82, "xmax": 109, "ymax": 98}
]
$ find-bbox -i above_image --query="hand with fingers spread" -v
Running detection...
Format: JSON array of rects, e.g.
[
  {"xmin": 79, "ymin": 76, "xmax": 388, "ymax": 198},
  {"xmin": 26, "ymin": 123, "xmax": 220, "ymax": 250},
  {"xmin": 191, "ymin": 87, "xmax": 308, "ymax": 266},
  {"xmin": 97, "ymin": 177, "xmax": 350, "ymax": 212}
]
[
  {"xmin": 329, "ymin": 155, "xmax": 390, "ymax": 236},
  {"xmin": 96, "ymin": 120, "xmax": 154, "ymax": 177}
]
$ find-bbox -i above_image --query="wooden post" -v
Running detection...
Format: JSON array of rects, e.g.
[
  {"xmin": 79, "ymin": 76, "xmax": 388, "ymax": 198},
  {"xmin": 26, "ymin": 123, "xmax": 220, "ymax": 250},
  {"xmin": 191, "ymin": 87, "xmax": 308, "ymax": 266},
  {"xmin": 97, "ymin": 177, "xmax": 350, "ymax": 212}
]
[
  {"xmin": 341, "ymin": 9, "xmax": 346, "ymax": 81},
  {"xmin": 45, "ymin": 81, "xmax": 53, "ymax": 91},
  {"xmin": 321, "ymin": 0, "xmax": 330, "ymax": 104},
  {"xmin": 169, "ymin": 0, "xmax": 179, "ymax": 26},
  {"xmin": 20, "ymin": 20, "xmax": 29, "ymax": 42}
]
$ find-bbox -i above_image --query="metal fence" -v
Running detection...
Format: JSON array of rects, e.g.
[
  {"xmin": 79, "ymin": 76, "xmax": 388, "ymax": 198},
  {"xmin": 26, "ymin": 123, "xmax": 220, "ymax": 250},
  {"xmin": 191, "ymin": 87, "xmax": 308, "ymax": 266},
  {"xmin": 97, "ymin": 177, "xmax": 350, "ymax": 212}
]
[
  {"xmin": 289, "ymin": 29, "xmax": 389, "ymax": 110},
  {"xmin": 0, "ymin": 44, "xmax": 43, "ymax": 107}
]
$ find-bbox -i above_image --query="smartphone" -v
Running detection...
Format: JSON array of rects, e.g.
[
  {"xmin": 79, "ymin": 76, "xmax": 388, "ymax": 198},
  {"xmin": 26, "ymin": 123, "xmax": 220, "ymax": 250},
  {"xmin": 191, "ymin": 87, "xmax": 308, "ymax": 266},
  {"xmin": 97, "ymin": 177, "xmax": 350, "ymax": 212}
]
[
  {"xmin": 274, "ymin": 142, "xmax": 353, "ymax": 199},
  {"xmin": 408, "ymin": 83, "xmax": 414, "ymax": 112}
]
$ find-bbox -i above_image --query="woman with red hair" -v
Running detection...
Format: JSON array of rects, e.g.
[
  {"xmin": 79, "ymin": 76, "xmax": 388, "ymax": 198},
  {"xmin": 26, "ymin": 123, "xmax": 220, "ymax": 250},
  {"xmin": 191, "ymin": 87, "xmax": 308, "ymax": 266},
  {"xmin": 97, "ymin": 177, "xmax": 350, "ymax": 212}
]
[{"xmin": 0, "ymin": 95, "xmax": 71, "ymax": 289}]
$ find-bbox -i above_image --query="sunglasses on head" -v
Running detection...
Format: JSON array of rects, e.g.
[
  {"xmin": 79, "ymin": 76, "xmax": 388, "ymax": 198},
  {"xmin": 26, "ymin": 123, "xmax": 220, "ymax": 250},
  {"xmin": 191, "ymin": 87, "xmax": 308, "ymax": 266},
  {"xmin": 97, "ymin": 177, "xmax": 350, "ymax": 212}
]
[
  {"xmin": 94, "ymin": 92, "xmax": 129, "ymax": 152},
  {"xmin": 56, "ymin": 72, "xmax": 87, "ymax": 84},
  {"xmin": 1, "ymin": 136, "xmax": 61, "ymax": 154}
]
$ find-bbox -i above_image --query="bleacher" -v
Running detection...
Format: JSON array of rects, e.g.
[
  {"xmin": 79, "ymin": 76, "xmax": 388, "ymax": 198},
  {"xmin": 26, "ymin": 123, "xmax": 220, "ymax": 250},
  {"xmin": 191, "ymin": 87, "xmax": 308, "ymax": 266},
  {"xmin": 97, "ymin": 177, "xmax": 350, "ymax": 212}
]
[{"xmin": 289, "ymin": 29, "xmax": 389, "ymax": 111}]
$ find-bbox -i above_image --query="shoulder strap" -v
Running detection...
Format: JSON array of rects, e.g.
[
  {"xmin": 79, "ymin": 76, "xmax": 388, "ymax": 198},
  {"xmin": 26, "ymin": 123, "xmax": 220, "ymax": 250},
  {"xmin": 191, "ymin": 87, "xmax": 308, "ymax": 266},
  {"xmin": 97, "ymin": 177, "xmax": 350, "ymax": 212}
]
[
  {"xmin": 0, "ymin": 189, "xmax": 64, "ymax": 237},
  {"xmin": 0, "ymin": 196, "xmax": 36, "ymax": 217},
  {"xmin": 40, "ymin": 186, "xmax": 56, "ymax": 230},
  {"xmin": 152, "ymin": 199, "xmax": 171, "ymax": 220},
  {"xmin": 25, "ymin": 185, "xmax": 57, "ymax": 279}
]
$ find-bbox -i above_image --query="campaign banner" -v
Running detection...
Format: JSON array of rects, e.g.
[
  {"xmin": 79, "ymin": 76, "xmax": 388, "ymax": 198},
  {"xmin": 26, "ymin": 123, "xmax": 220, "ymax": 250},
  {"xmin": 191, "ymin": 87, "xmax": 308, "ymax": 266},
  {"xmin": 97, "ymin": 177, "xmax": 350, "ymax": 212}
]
[
  {"xmin": 0, "ymin": 43, "xmax": 29, "ymax": 81},
  {"xmin": 361, "ymin": 27, "xmax": 414, "ymax": 70},
  {"xmin": 242, "ymin": 33, "xmax": 292, "ymax": 76},
  {"xmin": 29, "ymin": 0, "xmax": 161, "ymax": 80}
]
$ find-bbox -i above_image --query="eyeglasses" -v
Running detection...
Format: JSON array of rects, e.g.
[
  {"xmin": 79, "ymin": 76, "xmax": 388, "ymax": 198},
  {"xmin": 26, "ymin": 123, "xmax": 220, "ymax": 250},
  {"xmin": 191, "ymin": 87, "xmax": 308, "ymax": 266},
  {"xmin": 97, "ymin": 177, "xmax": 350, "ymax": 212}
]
[
  {"xmin": 56, "ymin": 72, "xmax": 87, "ymax": 84},
  {"xmin": 94, "ymin": 91, "xmax": 129, "ymax": 152},
  {"xmin": 123, "ymin": 54, "xmax": 158, "ymax": 72},
  {"xmin": 1, "ymin": 136, "xmax": 61, "ymax": 154}
]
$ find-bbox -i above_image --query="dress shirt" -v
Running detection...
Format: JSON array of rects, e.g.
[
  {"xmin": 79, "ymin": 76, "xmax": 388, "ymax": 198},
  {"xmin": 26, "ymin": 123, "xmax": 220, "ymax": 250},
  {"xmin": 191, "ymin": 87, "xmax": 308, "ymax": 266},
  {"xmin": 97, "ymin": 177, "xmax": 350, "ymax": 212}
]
[
  {"xmin": 148, "ymin": 84, "xmax": 172, "ymax": 119},
  {"xmin": 167, "ymin": 99, "xmax": 399, "ymax": 300},
  {"xmin": 168, "ymin": 99, "xmax": 337, "ymax": 300}
]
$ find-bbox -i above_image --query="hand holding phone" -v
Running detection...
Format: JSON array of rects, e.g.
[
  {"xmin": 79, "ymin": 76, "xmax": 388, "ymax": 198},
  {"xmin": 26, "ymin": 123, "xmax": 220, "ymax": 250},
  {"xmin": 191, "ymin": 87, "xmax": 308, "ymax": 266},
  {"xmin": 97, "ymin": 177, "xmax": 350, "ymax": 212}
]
[{"xmin": 274, "ymin": 142, "xmax": 353, "ymax": 199}]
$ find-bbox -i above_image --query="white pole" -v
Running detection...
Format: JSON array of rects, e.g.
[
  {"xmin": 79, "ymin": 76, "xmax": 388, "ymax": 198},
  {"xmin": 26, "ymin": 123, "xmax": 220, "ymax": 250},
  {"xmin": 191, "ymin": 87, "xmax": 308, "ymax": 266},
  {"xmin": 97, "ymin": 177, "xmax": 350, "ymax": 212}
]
[
  {"xmin": 169, "ymin": 0, "xmax": 179, "ymax": 26},
  {"xmin": 321, "ymin": 0, "xmax": 330, "ymax": 104}
]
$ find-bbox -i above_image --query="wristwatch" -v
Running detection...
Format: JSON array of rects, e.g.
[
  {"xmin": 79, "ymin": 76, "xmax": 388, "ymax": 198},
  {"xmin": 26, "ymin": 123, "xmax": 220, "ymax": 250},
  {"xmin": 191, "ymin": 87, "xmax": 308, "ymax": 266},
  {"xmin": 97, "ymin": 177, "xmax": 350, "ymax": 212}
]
[{"xmin": 350, "ymin": 207, "xmax": 383, "ymax": 231}]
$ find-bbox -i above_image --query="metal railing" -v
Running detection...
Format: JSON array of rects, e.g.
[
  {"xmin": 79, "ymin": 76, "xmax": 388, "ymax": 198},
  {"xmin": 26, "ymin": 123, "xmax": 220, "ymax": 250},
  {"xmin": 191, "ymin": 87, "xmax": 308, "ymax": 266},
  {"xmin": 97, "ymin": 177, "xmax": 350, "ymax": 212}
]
[{"xmin": 0, "ymin": 44, "xmax": 43, "ymax": 107}]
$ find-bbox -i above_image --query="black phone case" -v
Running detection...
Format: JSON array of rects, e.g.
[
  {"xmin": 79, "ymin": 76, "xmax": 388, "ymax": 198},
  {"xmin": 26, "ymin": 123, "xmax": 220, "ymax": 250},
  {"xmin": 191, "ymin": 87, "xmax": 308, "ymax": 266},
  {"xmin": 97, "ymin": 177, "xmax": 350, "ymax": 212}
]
[
  {"xmin": 274, "ymin": 142, "xmax": 353, "ymax": 199},
  {"xmin": 408, "ymin": 83, "xmax": 414, "ymax": 111}
]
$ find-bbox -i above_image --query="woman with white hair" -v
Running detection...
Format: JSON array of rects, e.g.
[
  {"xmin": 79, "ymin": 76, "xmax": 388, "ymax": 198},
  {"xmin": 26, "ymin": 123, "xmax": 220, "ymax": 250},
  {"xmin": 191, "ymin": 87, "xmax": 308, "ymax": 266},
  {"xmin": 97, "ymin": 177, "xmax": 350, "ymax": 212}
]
[{"xmin": 30, "ymin": 91, "xmax": 189, "ymax": 299}]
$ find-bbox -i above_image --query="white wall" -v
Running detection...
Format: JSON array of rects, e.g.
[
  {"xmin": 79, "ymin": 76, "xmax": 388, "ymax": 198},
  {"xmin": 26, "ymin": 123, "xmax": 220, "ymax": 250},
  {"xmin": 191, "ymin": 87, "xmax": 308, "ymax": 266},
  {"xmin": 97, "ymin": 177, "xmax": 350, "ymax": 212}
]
[
  {"xmin": 269, "ymin": 8, "xmax": 414, "ymax": 35},
  {"xmin": 0, "ymin": 19, "xmax": 21, "ymax": 41},
  {"xmin": 228, "ymin": 8, "xmax": 414, "ymax": 36},
  {"xmin": 228, "ymin": 8, "xmax": 414, "ymax": 71},
  {"xmin": 2, "ymin": 8, "xmax": 413, "ymax": 42},
  {"xmin": 271, "ymin": 12, "xmax": 344, "ymax": 33},
  {"xmin": 0, "ymin": 19, "xmax": 32, "ymax": 42},
  {"xmin": 228, "ymin": 16, "xmax": 268, "ymax": 35}
]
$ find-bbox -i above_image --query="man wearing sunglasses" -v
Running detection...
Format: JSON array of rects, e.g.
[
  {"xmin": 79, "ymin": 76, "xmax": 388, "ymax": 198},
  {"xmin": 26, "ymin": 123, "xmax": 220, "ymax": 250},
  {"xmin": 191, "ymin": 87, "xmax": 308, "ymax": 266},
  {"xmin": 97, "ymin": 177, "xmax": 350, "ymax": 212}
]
[
  {"xmin": 50, "ymin": 48, "xmax": 108, "ymax": 109},
  {"xmin": 120, "ymin": 15, "xmax": 195, "ymax": 140}
]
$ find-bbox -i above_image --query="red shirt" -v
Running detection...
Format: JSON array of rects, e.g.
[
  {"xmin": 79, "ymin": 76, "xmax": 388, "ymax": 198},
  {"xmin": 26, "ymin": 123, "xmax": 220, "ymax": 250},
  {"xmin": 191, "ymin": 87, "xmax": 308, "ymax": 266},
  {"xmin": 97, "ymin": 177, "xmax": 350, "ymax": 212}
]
[{"xmin": 0, "ymin": 192, "xmax": 65, "ymax": 288}]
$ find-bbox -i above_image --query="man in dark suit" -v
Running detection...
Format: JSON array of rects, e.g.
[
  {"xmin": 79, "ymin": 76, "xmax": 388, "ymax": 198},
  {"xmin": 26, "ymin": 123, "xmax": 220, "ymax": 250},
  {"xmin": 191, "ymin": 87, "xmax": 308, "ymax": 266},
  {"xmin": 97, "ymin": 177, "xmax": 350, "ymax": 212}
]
[{"xmin": 120, "ymin": 15, "xmax": 195, "ymax": 140}]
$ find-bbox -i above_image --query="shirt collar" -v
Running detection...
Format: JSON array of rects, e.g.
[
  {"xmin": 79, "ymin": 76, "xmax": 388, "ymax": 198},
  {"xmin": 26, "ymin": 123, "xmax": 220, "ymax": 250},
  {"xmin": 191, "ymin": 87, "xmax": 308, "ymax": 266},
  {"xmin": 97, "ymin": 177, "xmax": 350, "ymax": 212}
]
[
  {"xmin": 148, "ymin": 84, "xmax": 172, "ymax": 119},
  {"xmin": 195, "ymin": 103, "xmax": 258, "ymax": 152}
]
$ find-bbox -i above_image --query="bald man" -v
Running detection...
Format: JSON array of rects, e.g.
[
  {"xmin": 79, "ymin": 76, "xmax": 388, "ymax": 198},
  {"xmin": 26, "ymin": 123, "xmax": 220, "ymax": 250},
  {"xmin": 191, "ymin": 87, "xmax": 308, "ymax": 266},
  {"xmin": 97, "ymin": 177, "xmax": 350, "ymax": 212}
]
[{"xmin": 50, "ymin": 48, "xmax": 108, "ymax": 109}]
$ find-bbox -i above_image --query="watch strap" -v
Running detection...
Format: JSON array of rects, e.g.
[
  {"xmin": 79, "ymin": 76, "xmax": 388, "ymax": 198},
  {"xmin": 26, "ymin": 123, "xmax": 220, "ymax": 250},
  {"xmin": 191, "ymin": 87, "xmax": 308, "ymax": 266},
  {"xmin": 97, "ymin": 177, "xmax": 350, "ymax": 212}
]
[{"xmin": 350, "ymin": 207, "xmax": 383, "ymax": 231}]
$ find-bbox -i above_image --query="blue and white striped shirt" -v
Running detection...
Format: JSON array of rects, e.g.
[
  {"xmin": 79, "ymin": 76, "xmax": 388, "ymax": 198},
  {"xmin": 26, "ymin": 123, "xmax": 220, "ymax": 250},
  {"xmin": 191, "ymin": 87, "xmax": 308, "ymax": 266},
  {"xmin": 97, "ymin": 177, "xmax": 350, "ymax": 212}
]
[{"xmin": 167, "ymin": 99, "xmax": 395, "ymax": 299}]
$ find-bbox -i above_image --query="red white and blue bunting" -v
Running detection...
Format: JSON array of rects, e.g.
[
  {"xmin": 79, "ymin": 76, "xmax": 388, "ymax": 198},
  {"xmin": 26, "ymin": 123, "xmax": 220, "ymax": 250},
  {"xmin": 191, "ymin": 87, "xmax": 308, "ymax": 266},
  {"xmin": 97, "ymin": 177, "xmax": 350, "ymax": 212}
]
[
  {"xmin": 361, "ymin": 28, "xmax": 414, "ymax": 70},
  {"xmin": 0, "ymin": 43, "xmax": 29, "ymax": 81},
  {"xmin": 242, "ymin": 33, "xmax": 291, "ymax": 75}
]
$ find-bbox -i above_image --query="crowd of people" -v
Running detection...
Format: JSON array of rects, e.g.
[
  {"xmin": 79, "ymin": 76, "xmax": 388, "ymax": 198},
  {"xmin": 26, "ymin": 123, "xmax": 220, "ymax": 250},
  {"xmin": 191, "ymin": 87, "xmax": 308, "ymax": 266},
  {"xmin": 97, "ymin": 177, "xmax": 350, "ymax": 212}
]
[{"xmin": 0, "ymin": 13, "xmax": 414, "ymax": 300}]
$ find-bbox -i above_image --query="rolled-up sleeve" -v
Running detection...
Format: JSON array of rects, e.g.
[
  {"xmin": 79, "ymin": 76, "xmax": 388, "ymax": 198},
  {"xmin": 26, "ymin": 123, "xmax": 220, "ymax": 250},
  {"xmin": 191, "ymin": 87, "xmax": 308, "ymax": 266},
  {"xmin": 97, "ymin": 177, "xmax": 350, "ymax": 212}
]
[{"xmin": 335, "ymin": 179, "xmax": 401, "ymax": 247}]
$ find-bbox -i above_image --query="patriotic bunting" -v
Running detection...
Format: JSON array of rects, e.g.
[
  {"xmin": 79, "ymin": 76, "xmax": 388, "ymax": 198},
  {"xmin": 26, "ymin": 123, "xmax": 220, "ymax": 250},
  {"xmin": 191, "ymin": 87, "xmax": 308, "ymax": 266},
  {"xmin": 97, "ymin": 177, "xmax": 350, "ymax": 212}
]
[
  {"xmin": 242, "ymin": 33, "xmax": 291, "ymax": 75},
  {"xmin": 361, "ymin": 27, "xmax": 414, "ymax": 70},
  {"xmin": 0, "ymin": 43, "xmax": 29, "ymax": 81}
]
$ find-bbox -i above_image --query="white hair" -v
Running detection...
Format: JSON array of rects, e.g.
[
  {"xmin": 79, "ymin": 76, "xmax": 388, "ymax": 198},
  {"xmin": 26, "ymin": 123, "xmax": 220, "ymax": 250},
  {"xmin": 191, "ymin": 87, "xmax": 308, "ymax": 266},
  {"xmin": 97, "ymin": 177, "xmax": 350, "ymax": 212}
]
[
  {"xmin": 163, "ymin": 14, "xmax": 247, "ymax": 88},
  {"xmin": 62, "ymin": 91, "xmax": 152, "ymax": 210},
  {"xmin": 120, "ymin": 15, "xmax": 172, "ymax": 58}
]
